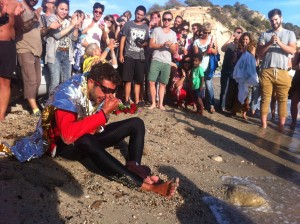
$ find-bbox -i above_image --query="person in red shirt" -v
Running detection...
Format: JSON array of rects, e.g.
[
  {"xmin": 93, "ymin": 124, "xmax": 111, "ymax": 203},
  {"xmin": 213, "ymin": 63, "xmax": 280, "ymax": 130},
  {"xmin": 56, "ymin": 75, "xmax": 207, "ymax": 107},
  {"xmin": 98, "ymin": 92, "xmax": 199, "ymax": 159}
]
[{"xmin": 43, "ymin": 62, "xmax": 179, "ymax": 197}]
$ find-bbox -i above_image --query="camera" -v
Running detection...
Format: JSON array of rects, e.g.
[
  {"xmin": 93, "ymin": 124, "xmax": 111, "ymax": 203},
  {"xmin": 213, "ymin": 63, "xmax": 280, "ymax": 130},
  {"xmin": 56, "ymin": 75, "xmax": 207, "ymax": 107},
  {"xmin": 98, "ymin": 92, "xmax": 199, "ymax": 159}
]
[
  {"xmin": 135, "ymin": 37, "xmax": 145, "ymax": 48},
  {"xmin": 116, "ymin": 17, "xmax": 125, "ymax": 23}
]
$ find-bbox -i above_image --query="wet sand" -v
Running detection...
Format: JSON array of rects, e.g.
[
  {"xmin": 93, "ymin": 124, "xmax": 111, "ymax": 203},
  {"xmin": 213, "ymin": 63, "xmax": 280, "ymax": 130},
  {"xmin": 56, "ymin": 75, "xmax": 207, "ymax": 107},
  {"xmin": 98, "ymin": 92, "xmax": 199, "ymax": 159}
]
[{"xmin": 0, "ymin": 77, "xmax": 299, "ymax": 223}]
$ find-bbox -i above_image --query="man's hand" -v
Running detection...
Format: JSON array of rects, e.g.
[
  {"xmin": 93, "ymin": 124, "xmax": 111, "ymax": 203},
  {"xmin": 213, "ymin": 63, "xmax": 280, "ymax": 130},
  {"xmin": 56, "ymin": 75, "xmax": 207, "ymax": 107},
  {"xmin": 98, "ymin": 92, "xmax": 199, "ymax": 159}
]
[
  {"xmin": 102, "ymin": 95, "xmax": 120, "ymax": 115},
  {"xmin": 119, "ymin": 54, "xmax": 124, "ymax": 63},
  {"xmin": 34, "ymin": 7, "xmax": 42, "ymax": 21}
]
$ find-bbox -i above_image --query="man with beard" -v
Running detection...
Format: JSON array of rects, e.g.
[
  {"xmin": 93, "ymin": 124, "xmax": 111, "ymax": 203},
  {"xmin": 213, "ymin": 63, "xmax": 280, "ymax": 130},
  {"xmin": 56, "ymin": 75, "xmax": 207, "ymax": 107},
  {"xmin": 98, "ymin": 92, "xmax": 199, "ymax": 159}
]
[
  {"xmin": 14, "ymin": 0, "xmax": 43, "ymax": 116},
  {"xmin": 11, "ymin": 62, "xmax": 179, "ymax": 198},
  {"xmin": 148, "ymin": 11, "xmax": 177, "ymax": 110},
  {"xmin": 119, "ymin": 5, "xmax": 149, "ymax": 107},
  {"xmin": 257, "ymin": 8, "xmax": 296, "ymax": 131}
]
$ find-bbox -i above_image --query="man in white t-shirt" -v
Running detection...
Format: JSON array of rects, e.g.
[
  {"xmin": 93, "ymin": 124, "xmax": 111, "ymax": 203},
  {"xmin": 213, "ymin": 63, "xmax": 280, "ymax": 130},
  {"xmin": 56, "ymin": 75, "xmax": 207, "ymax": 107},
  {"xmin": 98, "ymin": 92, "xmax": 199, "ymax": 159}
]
[
  {"xmin": 81, "ymin": 2, "xmax": 104, "ymax": 47},
  {"xmin": 148, "ymin": 11, "xmax": 177, "ymax": 110}
]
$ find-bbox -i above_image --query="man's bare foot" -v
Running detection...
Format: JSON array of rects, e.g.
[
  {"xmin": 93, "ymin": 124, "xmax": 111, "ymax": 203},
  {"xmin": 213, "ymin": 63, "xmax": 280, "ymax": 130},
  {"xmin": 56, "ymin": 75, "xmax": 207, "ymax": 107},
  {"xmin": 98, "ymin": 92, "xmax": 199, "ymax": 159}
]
[
  {"xmin": 148, "ymin": 104, "xmax": 156, "ymax": 110},
  {"xmin": 144, "ymin": 175, "xmax": 160, "ymax": 185},
  {"xmin": 242, "ymin": 112, "xmax": 247, "ymax": 120},
  {"xmin": 158, "ymin": 106, "xmax": 166, "ymax": 111},
  {"xmin": 141, "ymin": 177, "xmax": 179, "ymax": 198}
]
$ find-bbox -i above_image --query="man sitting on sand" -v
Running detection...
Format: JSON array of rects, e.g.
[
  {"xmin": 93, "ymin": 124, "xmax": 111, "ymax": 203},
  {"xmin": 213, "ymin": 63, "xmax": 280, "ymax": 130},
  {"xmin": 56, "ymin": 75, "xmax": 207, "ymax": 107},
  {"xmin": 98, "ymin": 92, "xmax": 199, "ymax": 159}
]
[{"xmin": 12, "ymin": 61, "xmax": 179, "ymax": 197}]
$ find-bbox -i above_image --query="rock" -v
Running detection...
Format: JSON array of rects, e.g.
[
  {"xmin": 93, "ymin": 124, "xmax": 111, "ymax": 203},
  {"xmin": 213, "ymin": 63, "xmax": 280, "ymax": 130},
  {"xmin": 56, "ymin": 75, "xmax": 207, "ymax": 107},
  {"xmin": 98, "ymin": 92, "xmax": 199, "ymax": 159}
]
[
  {"xmin": 90, "ymin": 200, "xmax": 103, "ymax": 209},
  {"xmin": 210, "ymin": 155, "xmax": 223, "ymax": 162},
  {"xmin": 226, "ymin": 185, "xmax": 267, "ymax": 207}
]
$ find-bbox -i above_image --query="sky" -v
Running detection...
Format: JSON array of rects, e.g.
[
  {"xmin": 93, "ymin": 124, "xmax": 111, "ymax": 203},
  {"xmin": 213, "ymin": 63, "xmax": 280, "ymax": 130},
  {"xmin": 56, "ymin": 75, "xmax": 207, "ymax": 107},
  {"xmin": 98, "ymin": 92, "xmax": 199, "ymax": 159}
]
[{"xmin": 63, "ymin": 0, "xmax": 300, "ymax": 27}]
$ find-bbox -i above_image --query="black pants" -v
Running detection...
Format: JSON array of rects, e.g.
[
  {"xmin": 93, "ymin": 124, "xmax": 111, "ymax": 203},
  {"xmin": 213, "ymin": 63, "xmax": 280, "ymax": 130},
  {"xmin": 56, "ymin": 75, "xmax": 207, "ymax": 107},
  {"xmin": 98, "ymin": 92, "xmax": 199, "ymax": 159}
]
[{"xmin": 57, "ymin": 117, "xmax": 145, "ymax": 188}]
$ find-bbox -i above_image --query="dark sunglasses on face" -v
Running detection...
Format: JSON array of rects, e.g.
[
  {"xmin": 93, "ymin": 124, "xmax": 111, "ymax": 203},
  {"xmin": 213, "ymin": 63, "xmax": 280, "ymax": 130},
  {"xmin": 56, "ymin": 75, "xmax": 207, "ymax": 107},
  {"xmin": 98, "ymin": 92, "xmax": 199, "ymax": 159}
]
[
  {"xmin": 182, "ymin": 28, "xmax": 189, "ymax": 31},
  {"xmin": 93, "ymin": 80, "xmax": 117, "ymax": 94},
  {"xmin": 94, "ymin": 10, "xmax": 103, "ymax": 15},
  {"xmin": 162, "ymin": 18, "xmax": 172, "ymax": 22}
]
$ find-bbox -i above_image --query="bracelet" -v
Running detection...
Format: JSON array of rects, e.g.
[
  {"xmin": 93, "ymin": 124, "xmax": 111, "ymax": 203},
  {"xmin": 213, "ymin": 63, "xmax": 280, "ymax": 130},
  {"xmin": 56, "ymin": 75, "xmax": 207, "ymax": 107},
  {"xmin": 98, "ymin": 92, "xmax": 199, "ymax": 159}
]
[{"xmin": 104, "ymin": 47, "xmax": 110, "ymax": 53}]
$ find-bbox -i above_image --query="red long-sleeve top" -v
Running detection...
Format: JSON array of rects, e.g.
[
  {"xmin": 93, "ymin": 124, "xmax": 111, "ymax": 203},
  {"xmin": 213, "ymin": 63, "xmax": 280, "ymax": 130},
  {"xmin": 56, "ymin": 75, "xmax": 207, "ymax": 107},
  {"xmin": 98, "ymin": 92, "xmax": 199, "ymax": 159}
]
[{"xmin": 48, "ymin": 109, "xmax": 107, "ymax": 153}]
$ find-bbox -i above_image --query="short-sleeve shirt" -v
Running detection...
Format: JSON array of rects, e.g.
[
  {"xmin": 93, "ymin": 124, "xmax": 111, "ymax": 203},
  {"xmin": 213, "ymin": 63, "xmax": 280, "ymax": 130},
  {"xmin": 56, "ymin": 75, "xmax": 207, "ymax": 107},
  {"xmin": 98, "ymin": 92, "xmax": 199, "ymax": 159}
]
[
  {"xmin": 258, "ymin": 28, "xmax": 296, "ymax": 70},
  {"xmin": 151, "ymin": 27, "xmax": 177, "ymax": 64},
  {"xmin": 81, "ymin": 16, "xmax": 102, "ymax": 45},
  {"xmin": 122, "ymin": 21, "xmax": 149, "ymax": 60},
  {"xmin": 192, "ymin": 66, "xmax": 204, "ymax": 90}
]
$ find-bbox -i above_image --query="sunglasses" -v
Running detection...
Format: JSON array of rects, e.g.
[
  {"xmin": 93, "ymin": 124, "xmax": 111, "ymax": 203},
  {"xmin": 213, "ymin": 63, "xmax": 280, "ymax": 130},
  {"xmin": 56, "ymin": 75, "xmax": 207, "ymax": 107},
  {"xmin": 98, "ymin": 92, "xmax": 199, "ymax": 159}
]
[
  {"xmin": 94, "ymin": 10, "xmax": 103, "ymax": 15},
  {"xmin": 93, "ymin": 80, "xmax": 117, "ymax": 94},
  {"xmin": 162, "ymin": 18, "xmax": 172, "ymax": 22},
  {"xmin": 182, "ymin": 28, "xmax": 189, "ymax": 31}
]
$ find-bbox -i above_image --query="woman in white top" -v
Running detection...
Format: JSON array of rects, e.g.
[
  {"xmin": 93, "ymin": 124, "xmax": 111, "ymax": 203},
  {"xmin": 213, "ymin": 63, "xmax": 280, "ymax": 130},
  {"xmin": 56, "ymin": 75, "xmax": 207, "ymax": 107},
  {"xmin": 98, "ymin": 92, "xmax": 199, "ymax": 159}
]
[{"xmin": 193, "ymin": 22, "xmax": 218, "ymax": 113}]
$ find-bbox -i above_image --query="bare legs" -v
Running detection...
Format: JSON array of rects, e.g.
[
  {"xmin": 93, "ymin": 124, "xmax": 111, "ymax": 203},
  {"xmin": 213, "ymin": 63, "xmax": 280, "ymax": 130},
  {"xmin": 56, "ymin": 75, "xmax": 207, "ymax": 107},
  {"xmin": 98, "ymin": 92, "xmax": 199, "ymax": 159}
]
[
  {"xmin": 0, "ymin": 77, "xmax": 11, "ymax": 121},
  {"xmin": 149, "ymin": 81, "xmax": 166, "ymax": 110},
  {"xmin": 27, "ymin": 98, "xmax": 39, "ymax": 111},
  {"xmin": 124, "ymin": 81, "xmax": 131, "ymax": 102},
  {"xmin": 124, "ymin": 81, "xmax": 142, "ymax": 104},
  {"xmin": 290, "ymin": 90, "xmax": 300, "ymax": 128}
]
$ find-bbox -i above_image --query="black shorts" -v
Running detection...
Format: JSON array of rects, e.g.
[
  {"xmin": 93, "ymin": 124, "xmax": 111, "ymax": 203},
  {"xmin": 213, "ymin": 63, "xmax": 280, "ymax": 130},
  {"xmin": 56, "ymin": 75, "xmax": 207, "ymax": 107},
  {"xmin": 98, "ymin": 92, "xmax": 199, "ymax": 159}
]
[
  {"xmin": 0, "ymin": 40, "xmax": 16, "ymax": 79},
  {"xmin": 122, "ymin": 56, "xmax": 145, "ymax": 84}
]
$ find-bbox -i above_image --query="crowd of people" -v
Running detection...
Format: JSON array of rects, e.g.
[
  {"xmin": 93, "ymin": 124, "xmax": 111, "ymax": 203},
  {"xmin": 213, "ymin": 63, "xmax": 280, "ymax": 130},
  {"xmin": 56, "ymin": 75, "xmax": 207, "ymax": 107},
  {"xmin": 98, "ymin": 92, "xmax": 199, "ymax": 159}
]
[{"xmin": 0, "ymin": 0, "xmax": 299, "ymax": 196}]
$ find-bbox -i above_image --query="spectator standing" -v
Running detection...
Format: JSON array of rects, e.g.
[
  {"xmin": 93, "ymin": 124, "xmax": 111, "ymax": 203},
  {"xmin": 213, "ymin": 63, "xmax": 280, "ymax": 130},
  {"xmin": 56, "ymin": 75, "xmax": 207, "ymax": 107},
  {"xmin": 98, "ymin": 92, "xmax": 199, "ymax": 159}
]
[
  {"xmin": 171, "ymin": 15, "xmax": 182, "ymax": 34},
  {"xmin": 14, "ymin": 0, "xmax": 43, "ymax": 116},
  {"xmin": 119, "ymin": 5, "xmax": 149, "ymax": 106},
  {"xmin": 289, "ymin": 49, "xmax": 300, "ymax": 128},
  {"xmin": 191, "ymin": 23, "xmax": 201, "ymax": 35},
  {"xmin": 149, "ymin": 11, "xmax": 161, "ymax": 34},
  {"xmin": 148, "ymin": 11, "xmax": 177, "ymax": 110},
  {"xmin": 191, "ymin": 54, "xmax": 205, "ymax": 115},
  {"xmin": 0, "ymin": 0, "xmax": 23, "ymax": 120},
  {"xmin": 45, "ymin": 0, "xmax": 83, "ymax": 94},
  {"xmin": 220, "ymin": 27, "xmax": 243, "ymax": 111},
  {"xmin": 193, "ymin": 22, "xmax": 218, "ymax": 113},
  {"xmin": 81, "ymin": 2, "xmax": 104, "ymax": 48},
  {"xmin": 257, "ymin": 8, "xmax": 296, "ymax": 131}
]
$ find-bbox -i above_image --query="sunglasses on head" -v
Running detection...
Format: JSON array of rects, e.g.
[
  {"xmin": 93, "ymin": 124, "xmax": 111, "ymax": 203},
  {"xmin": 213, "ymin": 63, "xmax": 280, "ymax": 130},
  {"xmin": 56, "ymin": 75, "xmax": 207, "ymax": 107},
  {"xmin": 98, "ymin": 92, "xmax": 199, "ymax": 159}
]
[
  {"xmin": 162, "ymin": 18, "xmax": 172, "ymax": 22},
  {"xmin": 94, "ymin": 10, "xmax": 103, "ymax": 15},
  {"xmin": 93, "ymin": 80, "xmax": 117, "ymax": 94}
]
